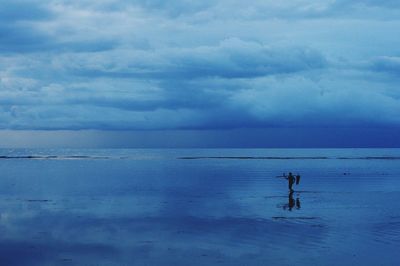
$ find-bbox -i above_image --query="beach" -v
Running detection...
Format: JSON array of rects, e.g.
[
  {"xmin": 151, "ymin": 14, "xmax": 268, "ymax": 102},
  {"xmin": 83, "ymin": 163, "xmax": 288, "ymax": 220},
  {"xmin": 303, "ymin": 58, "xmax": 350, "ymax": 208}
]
[{"xmin": 0, "ymin": 148, "xmax": 399, "ymax": 265}]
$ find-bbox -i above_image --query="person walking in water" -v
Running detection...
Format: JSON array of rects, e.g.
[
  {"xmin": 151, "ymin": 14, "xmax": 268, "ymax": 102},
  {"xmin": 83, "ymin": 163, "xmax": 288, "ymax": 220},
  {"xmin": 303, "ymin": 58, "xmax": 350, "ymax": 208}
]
[
  {"xmin": 277, "ymin": 172, "xmax": 299, "ymax": 191},
  {"xmin": 287, "ymin": 172, "xmax": 295, "ymax": 192}
]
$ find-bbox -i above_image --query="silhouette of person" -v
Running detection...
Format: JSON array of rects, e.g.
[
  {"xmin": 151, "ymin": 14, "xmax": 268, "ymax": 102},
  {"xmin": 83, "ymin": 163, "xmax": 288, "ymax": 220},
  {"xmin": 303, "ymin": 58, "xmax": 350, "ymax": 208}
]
[
  {"xmin": 287, "ymin": 172, "xmax": 295, "ymax": 192},
  {"xmin": 295, "ymin": 174, "xmax": 301, "ymax": 185}
]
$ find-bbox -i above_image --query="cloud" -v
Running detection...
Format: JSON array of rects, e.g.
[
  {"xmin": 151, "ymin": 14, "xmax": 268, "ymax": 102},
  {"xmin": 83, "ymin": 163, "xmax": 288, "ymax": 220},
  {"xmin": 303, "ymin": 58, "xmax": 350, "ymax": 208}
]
[
  {"xmin": 0, "ymin": 24, "xmax": 52, "ymax": 53},
  {"xmin": 64, "ymin": 38, "xmax": 327, "ymax": 80},
  {"xmin": 0, "ymin": 0, "xmax": 53, "ymax": 22},
  {"xmin": 0, "ymin": 0, "xmax": 399, "ymax": 131},
  {"xmin": 370, "ymin": 56, "xmax": 400, "ymax": 75},
  {"xmin": 125, "ymin": 0, "xmax": 400, "ymax": 20},
  {"xmin": 336, "ymin": 0, "xmax": 400, "ymax": 8}
]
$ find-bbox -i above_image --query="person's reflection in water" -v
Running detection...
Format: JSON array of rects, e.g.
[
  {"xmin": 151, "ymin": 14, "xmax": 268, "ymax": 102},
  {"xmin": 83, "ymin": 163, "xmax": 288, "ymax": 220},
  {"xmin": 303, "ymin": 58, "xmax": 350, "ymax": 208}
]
[
  {"xmin": 288, "ymin": 191, "xmax": 295, "ymax": 211},
  {"xmin": 282, "ymin": 192, "xmax": 301, "ymax": 211},
  {"xmin": 296, "ymin": 197, "xmax": 301, "ymax": 209}
]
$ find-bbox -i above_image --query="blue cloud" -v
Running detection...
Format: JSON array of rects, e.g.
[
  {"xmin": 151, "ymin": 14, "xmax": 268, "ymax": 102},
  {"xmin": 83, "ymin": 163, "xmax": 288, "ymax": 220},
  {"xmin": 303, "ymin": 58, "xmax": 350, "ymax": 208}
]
[
  {"xmin": 370, "ymin": 56, "xmax": 400, "ymax": 75},
  {"xmin": 0, "ymin": 0, "xmax": 53, "ymax": 22},
  {"xmin": 0, "ymin": 0, "xmax": 399, "ymax": 131},
  {"xmin": 0, "ymin": 29, "xmax": 62, "ymax": 54},
  {"xmin": 67, "ymin": 38, "xmax": 326, "ymax": 80},
  {"xmin": 338, "ymin": 0, "xmax": 400, "ymax": 8}
]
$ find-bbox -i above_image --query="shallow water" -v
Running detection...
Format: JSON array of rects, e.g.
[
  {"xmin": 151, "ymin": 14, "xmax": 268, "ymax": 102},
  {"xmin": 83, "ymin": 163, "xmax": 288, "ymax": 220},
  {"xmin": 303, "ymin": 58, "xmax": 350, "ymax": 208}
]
[{"xmin": 0, "ymin": 148, "xmax": 399, "ymax": 266}]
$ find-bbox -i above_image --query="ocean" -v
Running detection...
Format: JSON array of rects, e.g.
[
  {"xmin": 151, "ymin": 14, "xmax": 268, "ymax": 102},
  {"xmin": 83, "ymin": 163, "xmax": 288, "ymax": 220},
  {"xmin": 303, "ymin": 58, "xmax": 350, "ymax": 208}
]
[{"xmin": 0, "ymin": 148, "xmax": 399, "ymax": 265}]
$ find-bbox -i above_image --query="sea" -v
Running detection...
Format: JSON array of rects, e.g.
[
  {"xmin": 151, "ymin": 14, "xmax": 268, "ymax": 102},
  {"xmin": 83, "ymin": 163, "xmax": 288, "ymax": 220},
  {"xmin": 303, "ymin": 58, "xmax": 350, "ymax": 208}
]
[{"xmin": 0, "ymin": 148, "xmax": 399, "ymax": 266}]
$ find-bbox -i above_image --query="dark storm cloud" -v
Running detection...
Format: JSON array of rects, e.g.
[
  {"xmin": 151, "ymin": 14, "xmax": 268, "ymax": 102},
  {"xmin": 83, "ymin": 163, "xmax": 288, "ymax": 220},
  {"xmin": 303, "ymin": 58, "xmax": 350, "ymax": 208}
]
[
  {"xmin": 0, "ymin": 25, "xmax": 116, "ymax": 54},
  {"xmin": 370, "ymin": 56, "xmax": 400, "ymax": 75},
  {"xmin": 0, "ymin": 24, "xmax": 52, "ymax": 53},
  {"xmin": 68, "ymin": 39, "xmax": 326, "ymax": 80},
  {"xmin": 0, "ymin": 0, "xmax": 399, "ymax": 131},
  {"xmin": 0, "ymin": 1, "xmax": 53, "ymax": 52},
  {"xmin": 0, "ymin": 0, "xmax": 53, "ymax": 22},
  {"xmin": 0, "ymin": 1, "xmax": 116, "ymax": 54}
]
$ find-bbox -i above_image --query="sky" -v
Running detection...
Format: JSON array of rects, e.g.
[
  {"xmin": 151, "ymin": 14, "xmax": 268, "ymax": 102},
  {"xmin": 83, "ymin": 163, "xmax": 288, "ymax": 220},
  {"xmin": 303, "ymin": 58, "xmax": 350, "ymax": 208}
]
[{"xmin": 0, "ymin": 0, "xmax": 400, "ymax": 147}]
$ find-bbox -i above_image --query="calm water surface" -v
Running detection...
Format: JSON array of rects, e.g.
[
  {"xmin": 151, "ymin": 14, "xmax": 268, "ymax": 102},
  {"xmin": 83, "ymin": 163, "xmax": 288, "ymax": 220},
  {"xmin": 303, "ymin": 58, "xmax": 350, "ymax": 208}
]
[{"xmin": 0, "ymin": 149, "xmax": 399, "ymax": 266}]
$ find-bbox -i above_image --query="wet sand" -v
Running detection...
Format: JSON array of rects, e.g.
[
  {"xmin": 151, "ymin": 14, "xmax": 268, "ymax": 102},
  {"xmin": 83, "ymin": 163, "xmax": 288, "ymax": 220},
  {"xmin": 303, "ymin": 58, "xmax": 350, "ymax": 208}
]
[{"xmin": 0, "ymin": 148, "xmax": 399, "ymax": 265}]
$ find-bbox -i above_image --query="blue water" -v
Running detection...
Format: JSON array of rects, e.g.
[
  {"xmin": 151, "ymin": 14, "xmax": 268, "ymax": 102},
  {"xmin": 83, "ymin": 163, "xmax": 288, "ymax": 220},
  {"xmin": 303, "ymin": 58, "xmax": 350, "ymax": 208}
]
[{"xmin": 0, "ymin": 149, "xmax": 399, "ymax": 265}]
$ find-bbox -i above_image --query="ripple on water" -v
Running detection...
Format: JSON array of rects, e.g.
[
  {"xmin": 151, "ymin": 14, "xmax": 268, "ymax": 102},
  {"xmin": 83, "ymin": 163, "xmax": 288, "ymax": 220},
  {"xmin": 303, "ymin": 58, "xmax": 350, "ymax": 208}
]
[{"xmin": 371, "ymin": 217, "xmax": 400, "ymax": 245}]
